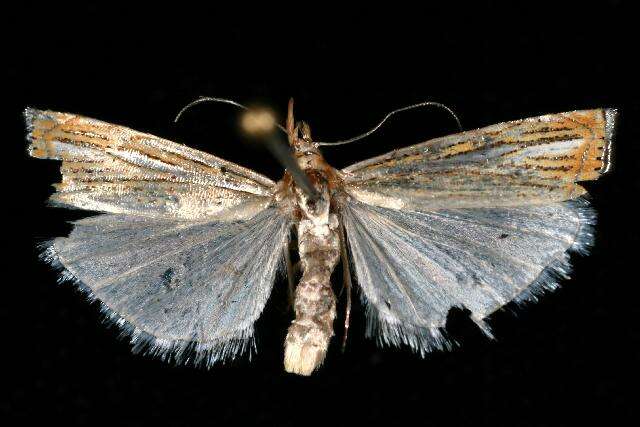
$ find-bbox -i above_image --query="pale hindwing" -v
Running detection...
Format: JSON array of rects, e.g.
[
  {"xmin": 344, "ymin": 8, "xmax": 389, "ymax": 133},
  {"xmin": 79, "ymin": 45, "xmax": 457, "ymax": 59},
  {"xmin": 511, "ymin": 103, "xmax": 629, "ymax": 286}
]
[
  {"xmin": 340, "ymin": 200, "xmax": 594, "ymax": 354},
  {"xmin": 343, "ymin": 109, "xmax": 616, "ymax": 211},
  {"xmin": 41, "ymin": 207, "xmax": 291, "ymax": 366},
  {"xmin": 25, "ymin": 108, "xmax": 275, "ymax": 220}
]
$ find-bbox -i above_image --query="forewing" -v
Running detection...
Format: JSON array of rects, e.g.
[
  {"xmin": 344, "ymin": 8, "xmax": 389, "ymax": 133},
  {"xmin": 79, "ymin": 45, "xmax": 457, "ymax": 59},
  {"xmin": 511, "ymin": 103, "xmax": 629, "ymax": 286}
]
[
  {"xmin": 340, "ymin": 200, "xmax": 594, "ymax": 353},
  {"xmin": 343, "ymin": 109, "xmax": 616, "ymax": 211},
  {"xmin": 26, "ymin": 108, "xmax": 275, "ymax": 220},
  {"xmin": 41, "ymin": 207, "xmax": 291, "ymax": 366}
]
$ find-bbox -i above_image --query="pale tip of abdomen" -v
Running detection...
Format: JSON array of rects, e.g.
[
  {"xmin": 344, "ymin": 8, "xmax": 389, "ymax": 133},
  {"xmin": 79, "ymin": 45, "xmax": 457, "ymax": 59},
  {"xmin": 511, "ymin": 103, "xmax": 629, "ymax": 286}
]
[{"xmin": 284, "ymin": 340, "xmax": 327, "ymax": 376}]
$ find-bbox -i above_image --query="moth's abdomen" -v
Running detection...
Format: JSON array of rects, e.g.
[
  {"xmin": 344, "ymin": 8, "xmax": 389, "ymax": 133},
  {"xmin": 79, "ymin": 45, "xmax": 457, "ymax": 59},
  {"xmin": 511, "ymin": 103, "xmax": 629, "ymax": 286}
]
[{"xmin": 284, "ymin": 215, "xmax": 340, "ymax": 376}]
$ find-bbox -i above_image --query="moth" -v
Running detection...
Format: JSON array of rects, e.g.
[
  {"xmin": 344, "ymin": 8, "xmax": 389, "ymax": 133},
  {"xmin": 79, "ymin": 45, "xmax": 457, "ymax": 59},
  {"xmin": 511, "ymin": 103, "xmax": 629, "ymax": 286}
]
[{"xmin": 26, "ymin": 99, "xmax": 616, "ymax": 375}]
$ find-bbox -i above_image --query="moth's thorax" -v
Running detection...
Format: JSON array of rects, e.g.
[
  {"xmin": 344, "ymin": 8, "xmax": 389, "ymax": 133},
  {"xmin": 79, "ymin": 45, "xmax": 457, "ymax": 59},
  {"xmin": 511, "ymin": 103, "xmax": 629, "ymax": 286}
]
[
  {"xmin": 295, "ymin": 148, "xmax": 325, "ymax": 173},
  {"xmin": 274, "ymin": 120, "xmax": 343, "ymax": 218}
]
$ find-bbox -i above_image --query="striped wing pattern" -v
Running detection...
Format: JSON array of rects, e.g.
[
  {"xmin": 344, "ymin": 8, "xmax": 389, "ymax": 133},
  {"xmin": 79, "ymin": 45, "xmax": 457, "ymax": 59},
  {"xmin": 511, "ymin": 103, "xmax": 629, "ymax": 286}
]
[
  {"xmin": 342, "ymin": 109, "xmax": 616, "ymax": 211},
  {"xmin": 26, "ymin": 108, "xmax": 275, "ymax": 220},
  {"xmin": 340, "ymin": 108, "xmax": 615, "ymax": 355}
]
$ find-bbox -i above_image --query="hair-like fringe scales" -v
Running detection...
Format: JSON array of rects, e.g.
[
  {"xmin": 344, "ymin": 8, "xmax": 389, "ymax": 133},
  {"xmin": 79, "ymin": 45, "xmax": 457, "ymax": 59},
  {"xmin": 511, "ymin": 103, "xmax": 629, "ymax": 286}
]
[
  {"xmin": 361, "ymin": 296, "xmax": 457, "ymax": 356},
  {"xmin": 352, "ymin": 197, "xmax": 596, "ymax": 356},
  {"xmin": 510, "ymin": 198, "xmax": 596, "ymax": 306},
  {"xmin": 24, "ymin": 107, "xmax": 38, "ymax": 135},
  {"xmin": 38, "ymin": 240, "xmax": 256, "ymax": 368}
]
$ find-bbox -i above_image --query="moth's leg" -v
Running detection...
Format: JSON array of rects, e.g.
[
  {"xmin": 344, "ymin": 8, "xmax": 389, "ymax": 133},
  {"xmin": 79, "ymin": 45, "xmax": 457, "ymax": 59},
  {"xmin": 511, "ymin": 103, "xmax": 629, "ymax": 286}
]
[
  {"xmin": 338, "ymin": 219, "xmax": 352, "ymax": 352},
  {"xmin": 284, "ymin": 233, "xmax": 296, "ymax": 311}
]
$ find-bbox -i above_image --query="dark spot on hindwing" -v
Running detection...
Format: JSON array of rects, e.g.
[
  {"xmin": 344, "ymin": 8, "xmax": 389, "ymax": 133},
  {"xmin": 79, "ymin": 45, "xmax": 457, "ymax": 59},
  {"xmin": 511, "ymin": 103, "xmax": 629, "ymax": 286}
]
[{"xmin": 160, "ymin": 267, "xmax": 180, "ymax": 291}]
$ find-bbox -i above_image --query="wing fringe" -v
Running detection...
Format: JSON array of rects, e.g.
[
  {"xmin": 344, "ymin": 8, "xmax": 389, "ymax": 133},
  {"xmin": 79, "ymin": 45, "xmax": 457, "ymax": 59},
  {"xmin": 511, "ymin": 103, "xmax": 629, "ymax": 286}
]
[
  {"xmin": 344, "ymin": 197, "xmax": 596, "ymax": 356},
  {"xmin": 510, "ymin": 198, "xmax": 596, "ymax": 306},
  {"xmin": 361, "ymin": 298, "xmax": 457, "ymax": 355},
  {"xmin": 39, "ymin": 240, "xmax": 259, "ymax": 368}
]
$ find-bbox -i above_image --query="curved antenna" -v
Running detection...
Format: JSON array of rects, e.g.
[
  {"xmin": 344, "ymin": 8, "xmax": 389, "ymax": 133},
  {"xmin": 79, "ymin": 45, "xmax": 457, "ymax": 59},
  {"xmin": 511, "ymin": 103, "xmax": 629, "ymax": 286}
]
[
  {"xmin": 174, "ymin": 96, "xmax": 288, "ymax": 133},
  {"xmin": 315, "ymin": 101, "xmax": 463, "ymax": 146}
]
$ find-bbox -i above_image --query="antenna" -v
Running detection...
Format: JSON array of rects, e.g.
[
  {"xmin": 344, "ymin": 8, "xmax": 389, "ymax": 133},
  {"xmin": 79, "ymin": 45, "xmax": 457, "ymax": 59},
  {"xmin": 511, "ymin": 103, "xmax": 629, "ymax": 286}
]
[
  {"xmin": 174, "ymin": 96, "xmax": 288, "ymax": 134},
  {"xmin": 315, "ymin": 101, "xmax": 462, "ymax": 146}
]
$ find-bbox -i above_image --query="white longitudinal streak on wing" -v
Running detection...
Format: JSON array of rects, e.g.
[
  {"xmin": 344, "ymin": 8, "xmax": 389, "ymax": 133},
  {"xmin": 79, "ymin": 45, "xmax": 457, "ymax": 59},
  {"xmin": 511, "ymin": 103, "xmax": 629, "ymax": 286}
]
[
  {"xmin": 342, "ymin": 109, "xmax": 616, "ymax": 211},
  {"xmin": 41, "ymin": 207, "xmax": 291, "ymax": 366},
  {"xmin": 340, "ymin": 200, "xmax": 595, "ymax": 354},
  {"xmin": 25, "ymin": 108, "xmax": 275, "ymax": 220}
]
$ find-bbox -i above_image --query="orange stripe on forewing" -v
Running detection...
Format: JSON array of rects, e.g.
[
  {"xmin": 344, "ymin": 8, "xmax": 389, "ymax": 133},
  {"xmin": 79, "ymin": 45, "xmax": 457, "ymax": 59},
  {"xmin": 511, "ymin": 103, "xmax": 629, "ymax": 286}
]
[
  {"xmin": 27, "ymin": 109, "xmax": 275, "ymax": 189},
  {"xmin": 342, "ymin": 109, "xmax": 615, "ymax": 210},
  {"xmin": 344, "ymin": 109, "xmax": 613, "ymax": 183},
  {"xmin": 436, "ymin": 139, "xmax": 484, "ymax": 158},
  {"xmin": 26, "ymin": 108, "xmax": 276, "ymax": 219},
  {"xmin": 492, "ymin": 111, "xmax": 604, "ymax": 185},
  {"xmin": 515, "ymin": 111, "xmax": 604, "ymax": 182},
  {"xmin": 434, "ymin": 110, "xmax": 609, "ymax": 183},
  {"xmin": 28, "ymin": 113, "xmax": 112, "ymax": 160},
  {"xmin": 564, "ymin": 109, "xmax": 610, "ymax": 181}
]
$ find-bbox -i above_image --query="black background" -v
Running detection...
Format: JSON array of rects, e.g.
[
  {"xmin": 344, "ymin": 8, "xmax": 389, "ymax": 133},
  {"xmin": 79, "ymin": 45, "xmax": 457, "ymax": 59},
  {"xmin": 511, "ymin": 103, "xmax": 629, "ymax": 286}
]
[{"xmin": 3, "ymin": 3, "xmax": 638, "ymax": 426}]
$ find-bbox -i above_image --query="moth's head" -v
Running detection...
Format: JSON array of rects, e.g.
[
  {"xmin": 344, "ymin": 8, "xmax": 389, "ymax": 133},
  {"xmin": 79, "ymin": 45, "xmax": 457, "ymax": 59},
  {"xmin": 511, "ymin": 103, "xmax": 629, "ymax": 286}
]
[{"xmin": 286, "ymin": 98, "xmax": 317, "ymax": 152}]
